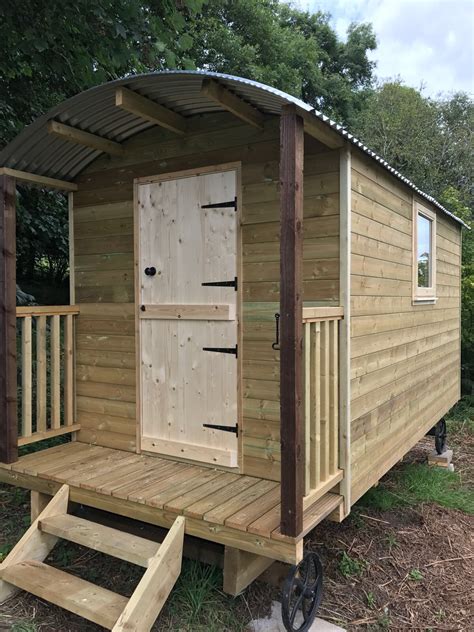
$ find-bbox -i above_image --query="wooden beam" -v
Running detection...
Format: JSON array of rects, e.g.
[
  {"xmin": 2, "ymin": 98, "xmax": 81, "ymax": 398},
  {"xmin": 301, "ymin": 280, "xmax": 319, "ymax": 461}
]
[
  {"xmin": 0, "ymin": 174, "xmax": 17, "ymax": 464},
  {"xmin": 47, "ymin": 120, "xmax": 125, "ymax": 157},
  {"xmin": 0, "ymin": 168, "xmax": 77, "ymax": 192},
  {"xmin": 200, "ymin": 78, "xmax": 265, "ymax": 129},
  {"xmin": 279, "ymin": 105, "xmax": 304, "ymax": 538},
  {"xmin": 300, "ymin": 109, "xmax": 344, "ymax": 150},
  {"xmin": 338, "ymin": 143, "xmax": 352, "ymax": 517},
  {"xmin": 115, "ymin": 87, "xmax": 187, "ymax": 135}
]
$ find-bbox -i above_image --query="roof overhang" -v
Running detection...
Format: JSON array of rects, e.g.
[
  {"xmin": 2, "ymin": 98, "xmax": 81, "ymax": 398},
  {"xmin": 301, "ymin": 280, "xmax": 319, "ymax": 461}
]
[{"xmin": 0, "ymin": 70, "xmax": 467, "ymax": 228}]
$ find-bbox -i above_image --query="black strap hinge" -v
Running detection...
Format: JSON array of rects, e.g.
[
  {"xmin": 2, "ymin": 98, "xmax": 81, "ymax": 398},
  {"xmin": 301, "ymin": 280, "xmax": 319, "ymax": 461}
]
[
  {"xmin": 201, "ymin": 197, "xmax": 237, "ymax": 210},
  {"xmin": 203, "ymin": 423, "xmax": 238, "ymax": 437},
  {"xmin": 202, "ymin": 277, "xmax": 238, "ymax": 291},
  {"xmin": 203, "ymin": 345, "xmax": 238, "ymax": 358}
]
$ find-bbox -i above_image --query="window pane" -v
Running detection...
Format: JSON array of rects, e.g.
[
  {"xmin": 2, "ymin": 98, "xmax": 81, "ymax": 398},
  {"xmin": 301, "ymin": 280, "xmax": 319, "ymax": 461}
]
[{"xmin": 417, "ymin": 214, "xmax": 431, "ymax": 287}]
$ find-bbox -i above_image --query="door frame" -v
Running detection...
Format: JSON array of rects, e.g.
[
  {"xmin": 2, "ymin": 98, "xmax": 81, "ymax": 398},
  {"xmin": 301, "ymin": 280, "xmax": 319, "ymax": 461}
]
[{"xmin": 133, "ymin": 162, "xmax": 243, "ymax": 470}]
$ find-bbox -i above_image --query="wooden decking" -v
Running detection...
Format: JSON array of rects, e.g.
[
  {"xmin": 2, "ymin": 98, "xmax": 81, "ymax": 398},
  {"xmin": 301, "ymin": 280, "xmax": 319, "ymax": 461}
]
[{"xmin": 0, "ymin": 442, "xmax": 342, "ymax": 564}]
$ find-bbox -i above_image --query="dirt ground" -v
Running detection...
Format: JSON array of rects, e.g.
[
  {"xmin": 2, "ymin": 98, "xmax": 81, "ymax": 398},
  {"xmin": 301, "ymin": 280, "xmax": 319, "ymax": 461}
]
[{"xmin": 0, "ymin": 421, "xmax": 472, "ymax": 631}]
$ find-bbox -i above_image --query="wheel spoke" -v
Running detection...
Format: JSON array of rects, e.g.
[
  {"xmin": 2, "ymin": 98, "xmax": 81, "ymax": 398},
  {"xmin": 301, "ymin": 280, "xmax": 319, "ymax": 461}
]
[{"xmin": 289, "ymin": 591, "xmax": 305, "ymax": 626}]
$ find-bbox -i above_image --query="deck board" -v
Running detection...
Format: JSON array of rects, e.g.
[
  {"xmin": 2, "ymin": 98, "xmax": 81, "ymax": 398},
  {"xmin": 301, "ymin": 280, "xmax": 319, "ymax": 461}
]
[{"xmin": 2, "ymin": 443, "xmax": 340, "ymax": 556}]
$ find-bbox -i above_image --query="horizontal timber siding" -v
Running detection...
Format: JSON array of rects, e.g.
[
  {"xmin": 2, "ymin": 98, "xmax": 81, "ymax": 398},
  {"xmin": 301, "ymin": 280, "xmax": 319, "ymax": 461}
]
[
  {"xmin": 73, "ymin": 113, "xmax": 340, "ymax": 479},
  {"xmin": 349, "ymin": 151, "xmax": 462, "ymax": 503}
]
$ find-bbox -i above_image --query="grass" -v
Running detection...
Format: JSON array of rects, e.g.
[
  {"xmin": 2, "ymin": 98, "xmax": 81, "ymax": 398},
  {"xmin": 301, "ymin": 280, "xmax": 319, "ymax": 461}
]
[
  {"xmin": 358, "ymin": 397, "xmax": 474, "ymax": 515},
  {"xmin": 163, "ymin": 560, "xmax": 246, "ymax": 632},
  {"xmin": 359, "ymin": 463, "xmax": 474, "ymax": 514}
]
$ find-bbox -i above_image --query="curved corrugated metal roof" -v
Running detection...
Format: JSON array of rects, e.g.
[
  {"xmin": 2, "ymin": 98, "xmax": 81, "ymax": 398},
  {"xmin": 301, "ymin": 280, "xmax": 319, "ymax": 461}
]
[{"xmin": 0, "ymin": 70, "xmax": 466, "ymax": 227}]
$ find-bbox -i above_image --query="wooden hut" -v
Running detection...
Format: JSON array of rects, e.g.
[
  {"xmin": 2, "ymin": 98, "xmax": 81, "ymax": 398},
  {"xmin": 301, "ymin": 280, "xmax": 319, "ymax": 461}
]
[{"xmin": 0, "ymin": 72, "xmax": 466, "ymax": 631}]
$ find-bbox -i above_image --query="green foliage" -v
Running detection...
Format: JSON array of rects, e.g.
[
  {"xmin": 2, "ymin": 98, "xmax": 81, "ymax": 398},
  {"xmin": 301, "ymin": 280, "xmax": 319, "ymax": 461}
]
[
  {"xmin": 188, "ymin": 0, "xmax": 376, "ymax": 124},
  {"xmin": 338, "ymin": 551, "xmax": 367, "ymax": 577},
  {"xmin": 408, "ymin": 569, "xmax": 424, "ymax": 581},
  {"xmin": 366, "ymin": 591, "xmax": 376, "ymax": 608}
]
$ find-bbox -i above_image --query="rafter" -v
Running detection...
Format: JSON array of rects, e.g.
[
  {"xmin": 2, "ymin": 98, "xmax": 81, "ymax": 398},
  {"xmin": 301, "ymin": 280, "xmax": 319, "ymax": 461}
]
[
  {"xmin": 200, "ymin": 78, "xmax": 265, "ymax": 129},
  {"xmin": 0, "ymin": 168, "xmax": 78, "ymax": 192},
  {"xmin": 115, "ymin": 87, "xmax": 187, "ymax": 135},
  {"xmin": 47, "ymin": 120, "xmax": 125, "ymax": 157},
  {"xmin": 299, "ymin": 109, "xmax": 344, "ymax": 149}
]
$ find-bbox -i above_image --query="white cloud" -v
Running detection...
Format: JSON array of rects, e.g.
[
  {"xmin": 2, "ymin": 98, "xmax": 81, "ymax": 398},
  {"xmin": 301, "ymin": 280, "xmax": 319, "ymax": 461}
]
[{"xmin": 289, "ymin": 0, "xmax": 474, "ymax": 97}]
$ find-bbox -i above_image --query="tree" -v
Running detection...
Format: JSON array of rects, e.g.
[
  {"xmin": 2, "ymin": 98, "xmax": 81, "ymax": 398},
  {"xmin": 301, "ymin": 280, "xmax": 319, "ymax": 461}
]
[
  {"xmin": 188, "ymin": 0, "xmax": 376, "ymax": 125},
  {"xmin": 0, "ymin": 0, "xmax": 205, "ymax": 300},
  {"xmin": 0, "ymin": 0, "xmax": 205, "ymax": 145}
]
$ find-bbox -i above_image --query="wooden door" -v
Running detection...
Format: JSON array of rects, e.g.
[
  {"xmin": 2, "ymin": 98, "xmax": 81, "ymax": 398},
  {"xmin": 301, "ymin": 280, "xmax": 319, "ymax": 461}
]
[{"xmin": 137, "ymin": 168, "xmax": 239, "ymax": 468}]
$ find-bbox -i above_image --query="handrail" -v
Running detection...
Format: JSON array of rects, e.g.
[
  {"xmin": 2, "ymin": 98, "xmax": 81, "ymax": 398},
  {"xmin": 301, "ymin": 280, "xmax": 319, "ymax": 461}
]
[
  {"xmin": 303, "ymin": 310, "xmax": 343, "ymax": 508},
  {"xmin": 16, "ymin": 306, "xmax": 80, "ymax": 446},
  {"xmin": 302, "ymin": 306, "xmax": 343, "ymax": 322},
  {"xmin": 16, "ymin": 305, "xmax": 80, "ymax": 317}
]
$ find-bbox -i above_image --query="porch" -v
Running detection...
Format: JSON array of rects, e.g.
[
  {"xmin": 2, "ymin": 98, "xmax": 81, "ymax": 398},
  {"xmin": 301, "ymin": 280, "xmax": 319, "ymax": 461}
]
[
  {"xmin": 0, "ymin": 441, "xmax": 341, "ymax": 564},
  {"xmin": 2, "ymin": 302, "xmax": 345, "ymax": 562}
]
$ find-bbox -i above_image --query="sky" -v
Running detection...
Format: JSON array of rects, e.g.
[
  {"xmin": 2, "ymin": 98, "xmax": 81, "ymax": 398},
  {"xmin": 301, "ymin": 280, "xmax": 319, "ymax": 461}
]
[{"xmin": 291, "ymin": 0, "xmax": 474, "ymax": 98}]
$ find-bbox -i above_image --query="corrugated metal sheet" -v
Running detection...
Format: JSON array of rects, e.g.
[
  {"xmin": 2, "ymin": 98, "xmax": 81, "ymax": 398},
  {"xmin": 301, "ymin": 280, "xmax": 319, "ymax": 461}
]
[{"xmin": 0, "ymin": 70, "xmax": 466, "ymax": 227}]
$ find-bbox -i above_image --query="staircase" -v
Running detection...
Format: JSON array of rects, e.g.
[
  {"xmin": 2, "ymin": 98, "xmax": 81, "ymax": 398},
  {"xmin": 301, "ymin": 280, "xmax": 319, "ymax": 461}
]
[{"xmin": 0, "ymin": 485, "xmax": 185, "ymax": 631}]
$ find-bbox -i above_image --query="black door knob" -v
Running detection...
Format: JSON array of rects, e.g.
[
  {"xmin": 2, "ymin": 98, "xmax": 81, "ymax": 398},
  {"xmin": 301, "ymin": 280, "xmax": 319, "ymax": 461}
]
[{"xmin": 144, "ymin": 267, "xmax": 156, "ymax": 276}]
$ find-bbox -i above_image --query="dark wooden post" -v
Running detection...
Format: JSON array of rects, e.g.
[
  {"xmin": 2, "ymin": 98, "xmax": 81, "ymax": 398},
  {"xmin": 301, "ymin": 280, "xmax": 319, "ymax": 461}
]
[
  {"xmin": 279, "ymin": 105, "xmax": 304, "ymax": 537},
  {"xmin": 0, "ymin": 174, "xmax": 17, "ymax": 463}
]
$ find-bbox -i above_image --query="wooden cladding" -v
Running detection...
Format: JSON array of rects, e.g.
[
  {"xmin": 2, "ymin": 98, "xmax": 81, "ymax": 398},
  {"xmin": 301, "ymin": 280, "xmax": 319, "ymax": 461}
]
[
  {"xmin": 16, "ymin": 308, "xmax": 80, "ymax": 446},
  {"xmin": 303, "ymin": 316, "xmax": 342, "ymax": 509}
]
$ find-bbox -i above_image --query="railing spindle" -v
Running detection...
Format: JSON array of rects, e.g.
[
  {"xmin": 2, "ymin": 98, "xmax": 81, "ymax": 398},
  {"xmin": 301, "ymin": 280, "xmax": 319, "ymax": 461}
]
[
  {"xmin": 36, "ymin": 315, "xmax": 47, "ymax": 432},
  {"xmin": 50, "ymin": 314, "xmax": 61, "ymax": 429},
  {"xmin": 64, "ymin": 314, "xmax": 74, "ymax": 426},
  {"xmin": 21, "ymin": 316, "xmax": 32, "ymax": 438},
  {"xmin": 329, "ymin": 319, "xmax": 338, "ymax": 475}
]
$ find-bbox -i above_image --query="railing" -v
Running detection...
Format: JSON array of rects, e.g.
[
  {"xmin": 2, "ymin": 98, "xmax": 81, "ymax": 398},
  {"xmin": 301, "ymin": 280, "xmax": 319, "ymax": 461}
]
[
  {"xmin": 303, "ymin": 306, "xmax": 344, "ymax": 509},
  {"xmin": 16, "ymin": 306, "xmax": 80, "ymax": 446}
]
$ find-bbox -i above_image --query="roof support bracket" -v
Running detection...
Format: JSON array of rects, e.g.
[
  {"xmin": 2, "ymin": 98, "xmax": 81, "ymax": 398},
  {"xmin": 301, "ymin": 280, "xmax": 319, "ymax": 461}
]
[
  {"xmin": 200, "ymin": 78, "xmax": 265, "ymax": 129},
  {"xmin": 115, "ymin": 87, "xmax": 187, "ymax": 135},
  {"xmin": 47, "ymin": 120, "xmax": 125, "ymax": 157}
]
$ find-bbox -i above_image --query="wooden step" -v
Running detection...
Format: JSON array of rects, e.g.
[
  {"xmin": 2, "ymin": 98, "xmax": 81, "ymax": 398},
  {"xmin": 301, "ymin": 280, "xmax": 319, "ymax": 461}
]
[
  {"xmin": 39, "ymin": 514, "xmax": 159, "ymax": 567},
  {"xmin": 0, "ymin": 560, "xmax": 127, "ymax": 629}
]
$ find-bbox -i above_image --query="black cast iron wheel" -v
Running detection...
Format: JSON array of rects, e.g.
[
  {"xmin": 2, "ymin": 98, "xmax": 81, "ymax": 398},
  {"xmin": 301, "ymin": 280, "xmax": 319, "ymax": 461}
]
[
  {"xmin": 281, "ymin": 551, "xmax": 323, "ymax": 632},
  {"xmin": 435, "ymin": 418, "xmax": 447, "ymax": 455}
]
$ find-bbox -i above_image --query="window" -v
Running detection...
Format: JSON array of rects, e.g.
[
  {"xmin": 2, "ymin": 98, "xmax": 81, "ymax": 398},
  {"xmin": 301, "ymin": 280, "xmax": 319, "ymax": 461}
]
[{"xmin": 413, "ymin": 202, "xmax": 436, "ymax": 302}]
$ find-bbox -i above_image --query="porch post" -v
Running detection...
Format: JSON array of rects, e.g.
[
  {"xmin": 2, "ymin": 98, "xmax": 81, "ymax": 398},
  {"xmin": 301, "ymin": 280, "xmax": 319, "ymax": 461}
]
[
  {"xmin": 279, "ymin": 105, "xmax": 304, "ymax": 537},
  {"xmin": 0, "ymin": 174, "xmax": 17, "ymax": 463}
]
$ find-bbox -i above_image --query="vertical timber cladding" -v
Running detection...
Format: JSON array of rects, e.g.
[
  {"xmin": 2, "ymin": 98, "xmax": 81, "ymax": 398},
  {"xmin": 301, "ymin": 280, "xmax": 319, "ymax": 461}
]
[
  {"xmin": 349, "ymin": 150, "xmax": 462, "ymax": 503},
  {"xmin": 73, "ymin": 113, "xmax": 340, "ymax": 475}
]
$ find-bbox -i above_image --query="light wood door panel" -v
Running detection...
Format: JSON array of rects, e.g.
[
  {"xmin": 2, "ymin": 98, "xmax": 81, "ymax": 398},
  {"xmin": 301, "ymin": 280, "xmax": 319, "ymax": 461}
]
[{"xmin": 138, "ymin": 169, "xmax": 238, "ymax": 467}]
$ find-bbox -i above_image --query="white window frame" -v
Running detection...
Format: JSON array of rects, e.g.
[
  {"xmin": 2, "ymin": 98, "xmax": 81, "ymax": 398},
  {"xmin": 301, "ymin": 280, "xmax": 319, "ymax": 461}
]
[{"xmin": 412, "ymin": 200, "xmax": 437, "ymax": 303}]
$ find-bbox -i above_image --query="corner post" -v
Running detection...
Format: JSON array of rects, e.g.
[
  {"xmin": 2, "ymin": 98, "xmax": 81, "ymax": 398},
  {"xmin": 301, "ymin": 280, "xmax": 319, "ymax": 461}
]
[
  {"xmin": 279, "ymin": 105, "xmax": 304, "ymax": 537},
  {"xmin": 338, "ymin": 143, "xmax": 352, "ymax": 518},
  {"xmin": 0, "ymin": 174, "xmax": 18, "ymax": 463}
]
